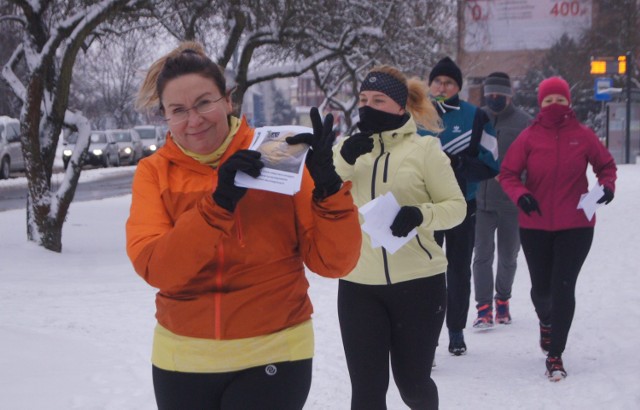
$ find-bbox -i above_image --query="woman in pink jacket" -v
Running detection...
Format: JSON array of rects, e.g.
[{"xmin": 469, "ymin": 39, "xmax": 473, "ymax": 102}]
[{"xmin": 500, "ymin": 77, "xmax": 617, "ymax": 381}]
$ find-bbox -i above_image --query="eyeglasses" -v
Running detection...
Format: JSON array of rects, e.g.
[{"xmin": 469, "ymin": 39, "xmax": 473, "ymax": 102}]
[
  {"xmin": 431, "ymin": 78, "xmax": 458, "ymax": 90},
  {"xmin": 163, "ymin": 95, "xmax": 225, "ymax": 125}
]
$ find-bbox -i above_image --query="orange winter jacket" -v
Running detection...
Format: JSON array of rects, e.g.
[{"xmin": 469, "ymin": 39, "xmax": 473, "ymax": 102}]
[{"xmin": 126, "ymin": 117, "xmax": 361, "ymax": 340}]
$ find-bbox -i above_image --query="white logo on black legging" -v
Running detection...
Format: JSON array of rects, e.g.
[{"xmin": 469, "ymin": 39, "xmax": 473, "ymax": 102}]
[{"xmin": 265, "ymin": 364, "xmax": 277, "ymax": 376}]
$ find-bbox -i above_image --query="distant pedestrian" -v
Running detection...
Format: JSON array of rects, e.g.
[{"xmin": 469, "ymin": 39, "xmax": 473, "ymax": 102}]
[
  {"xmin": 423, "ymin": 56, "xmax": 500, "ymax": 356},
  {"xmin": 472, "ymin": 72, "xmax": 532, "ymax": 329},
  {"xmin": 500, "ymin": 76, "xmax": 617, "ymax": 381}
]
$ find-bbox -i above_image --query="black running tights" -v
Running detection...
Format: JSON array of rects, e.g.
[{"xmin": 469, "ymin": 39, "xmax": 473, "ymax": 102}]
[
  {"xmin": 152, "ymin": 359, "xmax": 312, "ymax": 410},
  {"xmin": 519, "ymin": 228, "xmax": 594, "ymax": 357}
]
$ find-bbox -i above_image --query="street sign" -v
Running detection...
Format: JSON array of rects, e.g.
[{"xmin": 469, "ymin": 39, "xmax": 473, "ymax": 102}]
[{"xmin": 594, "ymin": 78, "xmax": 614, "ymax": 101}]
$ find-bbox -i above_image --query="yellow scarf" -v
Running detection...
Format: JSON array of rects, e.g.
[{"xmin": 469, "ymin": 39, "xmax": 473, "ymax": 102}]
[{"xmin": 173, "ymin": 116, "xmax": 241, "ymax": 167}]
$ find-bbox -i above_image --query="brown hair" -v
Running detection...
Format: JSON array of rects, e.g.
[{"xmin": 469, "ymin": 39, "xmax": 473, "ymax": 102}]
[
  {"xmin": 136, "ymin": 41, "xmax": 226, "ymax": 112},
  {"xmin": 367, "ymin": 65, "xmax": 442, "ymax": 133}
]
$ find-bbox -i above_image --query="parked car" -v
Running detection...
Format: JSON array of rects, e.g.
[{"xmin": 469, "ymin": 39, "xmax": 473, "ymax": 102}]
[
  {"xmin": 62, "ymin": 131, "xmax": 120, "ymax": 169},
  {"xmin": 0, "ymin": 116, "xmax": 25, "ymax": 179},
  {"xmin": 106, "ymin": 129, "xmax": 143, "ymax": 165},
  {"xmin": 133, "ymin": 125, "xmax": 166, "ymax": 158}
]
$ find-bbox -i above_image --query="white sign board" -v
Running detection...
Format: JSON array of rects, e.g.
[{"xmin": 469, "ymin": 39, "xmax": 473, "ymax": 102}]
[{"xmin": 463, "ymin": 0, "xmax": 592, "ymax": 52}]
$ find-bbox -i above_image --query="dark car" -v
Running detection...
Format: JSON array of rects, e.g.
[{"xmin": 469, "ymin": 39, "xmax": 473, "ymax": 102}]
[
  {"xmin": 107, "ymin": 129, "xmax": 143, "ymax": 166},
  {"xmin": 133, "ymin": 125, "xmax": 166, "ymax": 158},
  {"xmin": 62, "ymin": 131, "xmax": 120, "ymax": 169}
]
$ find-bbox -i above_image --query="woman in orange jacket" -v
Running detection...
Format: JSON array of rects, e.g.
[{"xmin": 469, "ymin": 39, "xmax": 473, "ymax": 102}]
[{"xmin": 127, "ymin": 42, "xmax": 361, "ymax": 409}]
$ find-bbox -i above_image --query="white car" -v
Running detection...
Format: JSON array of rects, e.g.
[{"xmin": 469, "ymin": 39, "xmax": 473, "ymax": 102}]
[
  {"xmin": 0, "ymin": 116, "xmax": 25, "ymax": 179},
  {"xmin": 133, "ymin": 125, "xmax": 166, "ymax": 158}
]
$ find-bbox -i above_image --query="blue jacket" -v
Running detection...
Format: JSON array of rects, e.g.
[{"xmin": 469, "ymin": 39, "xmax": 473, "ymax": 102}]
[{"xmin": 420, "ymin": 95, "xmax": 500, "ymax": 201}]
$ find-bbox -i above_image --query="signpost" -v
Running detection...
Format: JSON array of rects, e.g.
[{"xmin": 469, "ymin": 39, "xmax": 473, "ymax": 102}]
[
  {"xmin": 591, "ymin": 52, "xmax": 634, "ymax": 163},
  {"xmin": 594, "ymin": 78, "xmax": 613, "ymax": 101}
]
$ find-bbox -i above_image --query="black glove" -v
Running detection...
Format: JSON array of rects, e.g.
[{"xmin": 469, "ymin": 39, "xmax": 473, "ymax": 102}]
[
  {"xmin": 597, "ymin": 187, "xmax": 614, "ymax": 205},
  {"xmin": 340, "ymin": 132, "xmax": 374, "ymax": 165},
  {"xmin": 446, "ymin": 152, "xmax": 463, "ymax": 170},
  {"xmin": 213, "ymin": 150, "xmax": 263, "ymax": 212},
  {"xmin": 286, "ymin": 107, "xmax": 342, "ymax": 201},
  {"xmin": 517, "ymin": 194, "xmax": 541, "ymax": 216},
  {"xmin": 390, "ymin": 206, "xmax": 424, "ymax": 237}
]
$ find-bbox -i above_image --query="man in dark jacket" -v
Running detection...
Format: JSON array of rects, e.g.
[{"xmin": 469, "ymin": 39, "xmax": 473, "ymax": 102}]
[
  {"xmin": 424, "ymin": 57, "xmax": 500, "ymax": 356},
  {"xmin": 472, "ymin": 72, "xmax": 532, "ymax": 329}
]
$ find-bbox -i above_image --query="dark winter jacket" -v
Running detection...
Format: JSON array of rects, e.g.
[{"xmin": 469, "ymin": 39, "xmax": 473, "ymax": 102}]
[
  {"xmin": 500, "ymin": 107, "xmax": 617, "ymax": 231},
  {"xmin": 476, "ymin": 103, "xmax": 532, "ymax": 212},
  {"xmin": 422, "ymin": 95, "xmax": 500, "ymax": 202}
]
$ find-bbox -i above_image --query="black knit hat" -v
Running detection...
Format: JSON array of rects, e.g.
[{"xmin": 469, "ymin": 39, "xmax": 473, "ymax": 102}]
[
  {"xmin": 483, "ymin": 72, "xmax": 512, "ymax": 96},
  {"xmin": 429, "ymin": 57, "xmax": 463, "ymax": 89}
]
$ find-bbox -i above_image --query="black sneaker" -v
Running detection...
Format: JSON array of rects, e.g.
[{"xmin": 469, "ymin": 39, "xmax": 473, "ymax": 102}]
[
  {"xmin": 545, "ymin": 355, "xmax": 567, "ymax": 381},
  {"xmin": 540, "ymin": 322, "xmax": 552, "ymax": 354},
  {"xmin": 448, "ymin": 330, "xmax": 467, "ymax": 356}
]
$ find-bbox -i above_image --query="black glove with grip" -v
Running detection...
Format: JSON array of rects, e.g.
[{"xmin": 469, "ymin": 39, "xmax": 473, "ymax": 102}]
[
  {"xmin": 340, "ymin": 132, "xmax": 374, "ymax": 165},
  {"xmin": 597, "ymin": 187, "xmax": 614, "ymax": 205},
  {"xmin": 517, "ymin": 194, "xmax": 541, "ymax": 216},
  {"xmin": 286, "ymin": 107, "xmax": 342, "ymax": 201},
  {"xmin": 213, "ymin": 150, "xmax": 263, "ymax": 212},
  {"xmin": 390, "ymin": 206, "xmax": 424, "ymax": 237}
]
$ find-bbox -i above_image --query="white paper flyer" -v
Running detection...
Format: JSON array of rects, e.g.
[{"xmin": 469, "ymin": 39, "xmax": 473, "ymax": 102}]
[
  {"xmin": 234, "ymin": 125, "xmax": 312, "ymax": 195},
  {"xmin": 359, "ymin": 191, "xmax": 417, "ymax": 254}
]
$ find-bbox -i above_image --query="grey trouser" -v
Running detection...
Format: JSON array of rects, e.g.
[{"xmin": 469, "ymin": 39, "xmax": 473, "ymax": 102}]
[{"xmin": 472, "ymin": 208, "xmax": 520, "ymax": 307}]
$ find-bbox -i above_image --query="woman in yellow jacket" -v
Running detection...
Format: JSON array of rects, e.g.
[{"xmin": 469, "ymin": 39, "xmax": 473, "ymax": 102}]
[
  {"xmin": 333, "ymin": 65, "xmax": 466, "ymax": 409},
  {"xmin": 127, "ymin": 42, "xmax": 361, "ymax": 409}
]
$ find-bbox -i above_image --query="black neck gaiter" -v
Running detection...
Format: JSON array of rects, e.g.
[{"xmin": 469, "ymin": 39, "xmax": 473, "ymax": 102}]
[{"xmin": 357, "ymin": 105, "xmax": 409, "ymax": 134}]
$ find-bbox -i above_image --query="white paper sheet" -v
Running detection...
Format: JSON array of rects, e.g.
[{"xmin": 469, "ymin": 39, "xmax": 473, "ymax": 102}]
[
  {"xmin": 577, "ymin": 183, "xmax": 605, "ymax": 221},
  {"xmin": 359, "ymin": 192, "xmax": 417, "ymax": 254}
]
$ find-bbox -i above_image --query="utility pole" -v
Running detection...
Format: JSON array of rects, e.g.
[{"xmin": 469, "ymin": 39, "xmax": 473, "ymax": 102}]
[{"xmin": 625, "ymin": 51, "xmax": 632, "ymax": 164}]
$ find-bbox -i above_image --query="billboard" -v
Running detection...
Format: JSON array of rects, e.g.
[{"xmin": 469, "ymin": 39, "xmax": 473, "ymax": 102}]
[{"xmin": 463, "ymin": 0, "xmax": 592, "ymax": 52}]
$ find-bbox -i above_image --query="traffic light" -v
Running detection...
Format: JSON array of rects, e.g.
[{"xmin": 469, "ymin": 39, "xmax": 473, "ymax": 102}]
[
  {"xmin": 590, "ymin": 56, "xmax": 627, "ymax": 75},
  {"xmin": 590, "ymin": 60, "xmax": 607, "ymax": 74},
  {"xmin": 618, "ymin": 55, "xmax": 627, "ymax": 74}
]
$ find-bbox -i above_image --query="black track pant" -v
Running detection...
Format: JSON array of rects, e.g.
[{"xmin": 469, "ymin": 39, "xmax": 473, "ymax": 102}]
[
  {"xmin": 520, "ymin": 228, "xmax": 594, "ymax": 357},
  {"xmin": 338, "ymin": 275, "xmax": 446, "ymax": 410},
  {"xmin": 435, "ymin": 199, "xmax": 476, "ymax": 332},
  {"xmin": 152, "ymin": 359, "xmax": 312, "ymax": 410}
]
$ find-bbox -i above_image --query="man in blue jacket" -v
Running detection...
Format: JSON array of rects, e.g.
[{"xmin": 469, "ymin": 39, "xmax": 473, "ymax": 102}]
[{"xmin": 425, "ymin": 57, "xmax": 500, "ymax": 356}]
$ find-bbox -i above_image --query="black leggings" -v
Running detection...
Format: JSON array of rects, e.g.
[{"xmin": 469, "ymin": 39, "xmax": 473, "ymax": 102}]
[
  {"xmin": 520, "ymin": 228, "xmax": 594, "ymax": 357},
  {"xmin": 435, "ymin": 199, "xmax": 476, "ymax": 332},
  {"xmin": 152, "ymin": 359, "xmax": 312, "ymax": 410},
  {"xmin": 338, "ymin": 275, "xmax": 446, "ymax": 410}
]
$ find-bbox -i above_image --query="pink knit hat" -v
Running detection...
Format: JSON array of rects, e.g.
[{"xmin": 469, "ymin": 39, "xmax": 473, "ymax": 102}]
[{"xmin": 537, "ymin": 76, "xmax": 571, "ymax": 106}]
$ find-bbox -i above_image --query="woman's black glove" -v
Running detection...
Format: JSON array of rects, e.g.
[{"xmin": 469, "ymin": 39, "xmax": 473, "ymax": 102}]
[
  {"xmin": 286, "ymin": 107, "xmax": 342, "ymax": 201},
  {"xmin": 340, "ymin": 132, "xmax": 374, "ymax": 165},
  {"xmin": 517, "ymin": 194, "xmax": 541, "ymax": 216},
  {"xmin": 597, "ymin": 187, "xmax": 614, "ymax": 205},
  {"xmin": 390, "ymin": 206, "xmax": 423, "ymax": 237},
  {"xmin": 213, "ymin": 150, "xmax": 263, "ymax": 212}
]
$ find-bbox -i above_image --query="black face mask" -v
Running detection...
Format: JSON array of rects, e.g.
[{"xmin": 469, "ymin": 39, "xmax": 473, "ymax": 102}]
[
  {"xmin": 486, "ymin": 95, "xmax": 508, "ymax": 113},
  {"xmin": 357, "ymin": 105, "xmax": 408, "ymax": 134}
]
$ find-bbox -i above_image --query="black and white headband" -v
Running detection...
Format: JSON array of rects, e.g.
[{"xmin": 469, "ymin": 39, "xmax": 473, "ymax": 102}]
[{"xmin": 360, "ymin": 71, "xmax": 408, "ymax": 108}]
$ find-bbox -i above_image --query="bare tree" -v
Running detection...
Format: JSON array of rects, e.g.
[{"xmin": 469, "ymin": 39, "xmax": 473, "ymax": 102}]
[
  {"xmin": 1, "ymin": 0, "xmax": 146, "ymax": 252},
  {"xmin": 310, "ymin": 0, "xmax": 458, "ymax": 132},
  {"xmin": 71, "ymin": 29, "xmax": 154, "ymax": 129}
]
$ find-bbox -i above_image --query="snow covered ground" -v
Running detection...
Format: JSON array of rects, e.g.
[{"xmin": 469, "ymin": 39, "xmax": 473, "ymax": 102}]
[{"xmin": 1, "ymin": 163, "xmax": 639, "ymax": 409}]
